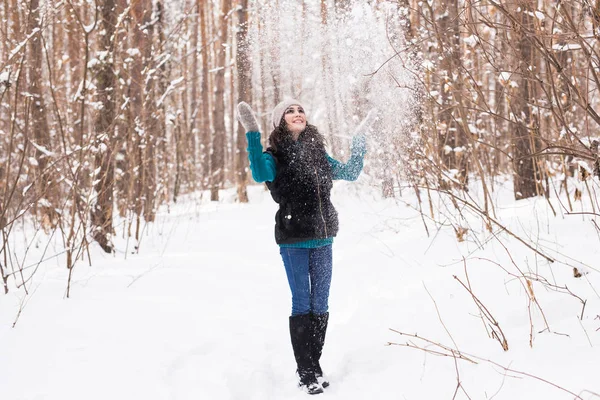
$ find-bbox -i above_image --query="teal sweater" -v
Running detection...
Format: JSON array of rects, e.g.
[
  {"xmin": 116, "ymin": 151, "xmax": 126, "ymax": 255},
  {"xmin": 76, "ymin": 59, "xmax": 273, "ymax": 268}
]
[{"xmin": 246, "ymin": 131, "xmax": 366, "ymax": 248}]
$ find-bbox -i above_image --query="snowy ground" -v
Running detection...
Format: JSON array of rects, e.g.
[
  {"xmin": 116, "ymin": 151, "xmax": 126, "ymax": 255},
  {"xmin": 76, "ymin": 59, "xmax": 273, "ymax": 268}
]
[{"xmin": 1, "ymin": 178, "xmax": 600, "ymax": 400}]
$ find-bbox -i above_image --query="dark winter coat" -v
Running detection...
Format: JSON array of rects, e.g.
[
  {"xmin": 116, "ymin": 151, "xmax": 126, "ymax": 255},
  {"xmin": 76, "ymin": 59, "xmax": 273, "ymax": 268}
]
[{"xmin": 265, "ymin": 127, "xmax": 339, "ymax": 244}]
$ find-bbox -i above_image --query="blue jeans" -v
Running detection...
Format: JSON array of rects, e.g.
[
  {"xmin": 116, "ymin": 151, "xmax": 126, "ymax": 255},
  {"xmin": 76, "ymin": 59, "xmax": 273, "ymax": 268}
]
[{"xmin": 279, "ymin": 245, "xmax": 333, "ymax": 316}]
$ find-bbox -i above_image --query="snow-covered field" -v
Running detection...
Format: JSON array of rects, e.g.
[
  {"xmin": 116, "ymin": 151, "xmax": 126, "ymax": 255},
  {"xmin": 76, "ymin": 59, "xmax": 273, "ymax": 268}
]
[{"xmin": 1, "ymin": 178, "xmax": 599, "ymax": 400}]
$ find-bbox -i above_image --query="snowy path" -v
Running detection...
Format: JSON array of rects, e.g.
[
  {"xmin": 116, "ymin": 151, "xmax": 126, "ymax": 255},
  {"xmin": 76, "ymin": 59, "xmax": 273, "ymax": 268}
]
[{"xmin": 1, "ymin": 184, "xmax": 599, "ymax": 400}]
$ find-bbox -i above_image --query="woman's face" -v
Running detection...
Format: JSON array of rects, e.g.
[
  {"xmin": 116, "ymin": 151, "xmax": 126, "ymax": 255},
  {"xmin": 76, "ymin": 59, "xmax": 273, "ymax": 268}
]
[{"xmin": 283, "ymin": 105, "xmax": 306, "ymax": 136}]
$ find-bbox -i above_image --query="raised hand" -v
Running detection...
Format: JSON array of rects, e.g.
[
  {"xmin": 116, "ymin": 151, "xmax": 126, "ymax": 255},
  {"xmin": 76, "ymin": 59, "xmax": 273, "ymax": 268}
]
[
  {"xmin": 237, "ymin": 101, "xmax": 260, "ymax": 133},
  {"xmin": 351, "ymin": 108, "xmax": 378, "ymax": 157},
  {"xmin": 353, "ymin": 108, "xmax": 378, "ymax": 137}
]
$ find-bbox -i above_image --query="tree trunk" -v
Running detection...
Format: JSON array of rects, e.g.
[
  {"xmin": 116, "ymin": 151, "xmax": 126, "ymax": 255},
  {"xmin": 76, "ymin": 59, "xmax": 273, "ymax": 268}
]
[
  {"xmin": 189, "ymin": 0, "xmax": 200, "ymax": 192},
  {"xmin": 130, "ymin": 0, "xmax": 152, "ymax": 236},
  {"xmin": 511, "ymin": 0, "xmax": 540, "ymax": 200},
  {"xmin": 437, "ymin": 0, "xmax": 468, "ymax": 187},
  {"xmin": 156, "ymin": 0, "xmax": 170, "ymax": 204},
  {"xmin": 210, "ymin": 0, "xmax": 231, "ymax": 201},
  {"xmin": 200, "ymin": 0, "xmax": 211, "ymax": 188},
  {"xmin": 270, "ymin": 0, "xmax": 281, "ymax": 105},
  {"xmin": 64, "ymin": 0, "xmax": 82, "ymax": 132},
  {"xmin": 320, "ymin": 0, "xmax": 339, "ymax": 156},
  {"xmin": 91, "ymin": 0, "xmax": 118, "ymax": 253},
  {"xmin": 258, "ymin": 14, "xmax": 269, "ymax": 133},
  {"xmin": 235, "ymin": 0, "xmax": 250, "ymax": 202},
  {"xmin": 180, "ymin": 0, "xmax": 191, "ymax": 195},
  {"xmin": 143, "ymin": 0, "xmax": 157, "ymax": 223},
  {"xmin": 28, "ymin": 0, "xmax": 56, "ymax": 226}
]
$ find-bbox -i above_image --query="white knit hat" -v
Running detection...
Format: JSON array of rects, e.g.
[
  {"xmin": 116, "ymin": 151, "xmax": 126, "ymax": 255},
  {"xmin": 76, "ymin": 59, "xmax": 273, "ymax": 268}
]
[{"xmin": 271, "ymin": 99, "xmax": 306, "ymax": 129}]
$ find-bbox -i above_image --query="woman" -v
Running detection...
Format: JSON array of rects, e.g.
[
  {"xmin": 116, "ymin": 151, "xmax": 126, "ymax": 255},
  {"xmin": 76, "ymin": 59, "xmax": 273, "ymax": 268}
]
[{"xmin": 237, "ymin": 99, "xmax": 376, "ymax": 395}]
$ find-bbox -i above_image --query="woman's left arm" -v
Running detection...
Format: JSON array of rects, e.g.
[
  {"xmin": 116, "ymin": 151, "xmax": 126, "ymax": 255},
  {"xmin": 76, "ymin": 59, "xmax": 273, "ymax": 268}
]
[
  {"xmin": 327, "ymin": 135, "xmax": 367, "ymax": 181},
  {"xmin": 327, "ymin": 109, "xmax": 376, "ymax": 181}
]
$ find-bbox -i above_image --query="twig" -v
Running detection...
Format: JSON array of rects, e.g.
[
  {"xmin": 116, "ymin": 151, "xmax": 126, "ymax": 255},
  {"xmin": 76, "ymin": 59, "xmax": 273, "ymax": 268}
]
[
  {"xmin": 389, "ymin": 329, "xmax": 585, "ymax": 399},
  {"xmin": 388, "ymin": 329, "xmax": 477, "ymax": 364},
  {"xmin": 454, "ymin": 275, "xmax": 509, "ymax": 351},
  {"xmin": 416, "ymin": 185, "xmax": 555, "ymax": 263},
  {"xmin": 577, "ymin": 317, "xmax": 593, "ymax": 348},
  {"xmin": 423, "ymin": 283, "xmax": 460, "ymax": 351},
  {"xmin": 463, "ymin": 258, "xmax": 491, "ymax": 338}
]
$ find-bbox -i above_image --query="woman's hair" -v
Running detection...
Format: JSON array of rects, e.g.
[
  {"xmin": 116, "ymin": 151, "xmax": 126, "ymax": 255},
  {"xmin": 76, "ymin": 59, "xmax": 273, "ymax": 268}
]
[{"xmin": 268, "ymin": 119, "xmax": 326, "ymax": 153}]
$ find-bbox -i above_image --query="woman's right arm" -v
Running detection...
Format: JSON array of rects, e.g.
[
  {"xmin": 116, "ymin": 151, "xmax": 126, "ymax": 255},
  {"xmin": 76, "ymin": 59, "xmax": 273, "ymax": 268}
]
[
  {"xmin": 238, "ymin": 102, "xmax": 276, "ymax": 183},
  {"xmin": 246, "ymin": 131, "xmax": 276, "ymax": 183}
]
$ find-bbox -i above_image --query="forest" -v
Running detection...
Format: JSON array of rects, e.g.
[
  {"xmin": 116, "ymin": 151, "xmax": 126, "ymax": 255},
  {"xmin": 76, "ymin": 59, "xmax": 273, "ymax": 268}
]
[
  {"xmin": 1, "ymin": 0, "xmax": 600, "ymax": 293},
  {"xmin": 2, "ymin": 1, "xmax": 600, "ymax": 398}
]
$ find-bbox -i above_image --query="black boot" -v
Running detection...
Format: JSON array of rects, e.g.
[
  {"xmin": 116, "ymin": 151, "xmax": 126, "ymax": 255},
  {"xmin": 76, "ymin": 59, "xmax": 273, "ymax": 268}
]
[
  {"xmin": 310, "ymin": 312, "xmax": 330, "ymax": 388},
  {"xmin": 290, "ymin": 314, "xmax": 324, "ymax": 395}
]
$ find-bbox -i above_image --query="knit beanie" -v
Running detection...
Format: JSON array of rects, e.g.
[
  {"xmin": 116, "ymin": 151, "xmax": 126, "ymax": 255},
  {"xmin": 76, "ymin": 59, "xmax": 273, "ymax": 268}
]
[{"xmin": 271, "ymin": 99, "xmax": 306, "ymax": 129}]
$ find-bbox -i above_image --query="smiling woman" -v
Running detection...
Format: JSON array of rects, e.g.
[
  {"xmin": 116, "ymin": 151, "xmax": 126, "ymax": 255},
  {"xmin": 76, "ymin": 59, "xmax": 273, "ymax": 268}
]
[
  {"xmin": 283, "ymin": 104, "xmax": 306, "ymax": 138},
  {"xmin": 237, "ymin": 99, "xmax": 377, "ymax": 395}
]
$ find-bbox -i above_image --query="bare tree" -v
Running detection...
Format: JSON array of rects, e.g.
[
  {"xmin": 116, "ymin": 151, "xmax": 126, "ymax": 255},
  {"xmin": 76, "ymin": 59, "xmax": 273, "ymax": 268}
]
[
  {"xmin": 200, "ymin": 0, "xmax": 211, "ymax": 188},
  {"xmin": 320, "ymin": 0, "xmax": 339, "ymax": 156},
  {"xmin": 210, "ymin": 0, "xmax": 231, "ymax": 201},
  {"xmin": 28, "ymin": 0, "xmax": 56, "ymax": 227},
  {"xmin": 142, "ymin": 0, "xmax": 158, "ymax": 223},
  {"xmin": 155, "ymin": 0, "xmax": 170, "ymax": 204},
  {"xmin": 4, "ymin": 0, "xmax": 600, "ymax": 300},
  {"xmin": 507, "ymin": 0, "xmax": 544, "ymax": 200},
  {"xmin": 235, "ymin": 0, "xmax": 251, "ymax": 202},
  {"xmin": 130, "ymin": 0, "xmax": 152, "ymax": 238},
  {"xmin": 91, "ymin": 0, "xmax": 119, "ymax": 253},
  {"xmin": 436, "ymin": 0, "xmax": 468, "ymax": 187},
  {"xmin": 189, "ymin": 0, "xmax": 201, "ymax": 191}
]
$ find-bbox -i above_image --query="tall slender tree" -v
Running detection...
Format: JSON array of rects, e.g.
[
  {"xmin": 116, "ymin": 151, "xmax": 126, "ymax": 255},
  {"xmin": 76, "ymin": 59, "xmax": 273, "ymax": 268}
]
[
  {"xmin": 189, "ymin": 0, "xmax": 201, "ymax": 190},
  {"xmin": 130, "ymin": 0, "xmax": 152, "ymax": 237},
  {"xmin": 235, "ymin": 0, "xmax": 251, "ymax": 202},
  {"xmin": 509, "ymin": 0, "xmax": 542, "ymax": 199},
  {"xmin": 200, "ymin": 0, "xmax": 211, "ymax": 187},
  {"xmin": 28, "ymin": 0, "xmax": 55, "ymax": 226},
  {"xmin": 320, "ymin": 0, "xmax": 339, "ymax": 155},
  {"xmin": 91, "ymin": 0, "xmax": 119, "ymax": 252},
  {"xmin": 437, "ymin": 0, "xmax": 468, "ymax": 186},
  {"xmin": 211, "ymin": 0, "xmax": 231, "ymax": 201},
  {"xmin": 143, "ymin": 0, "xmax": 158, "ymax": 223}
]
